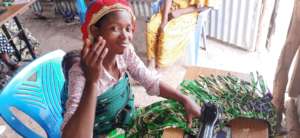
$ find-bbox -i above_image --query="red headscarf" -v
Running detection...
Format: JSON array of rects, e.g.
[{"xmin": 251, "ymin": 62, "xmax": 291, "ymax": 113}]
[{"xmin": 81, "ymin": 0, "xmax": 135, "ymax": 42}]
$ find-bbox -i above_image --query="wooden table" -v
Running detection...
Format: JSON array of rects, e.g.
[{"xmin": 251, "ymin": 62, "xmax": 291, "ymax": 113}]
[
  {"xmin": 182, "ymin": 66, "xmax": 250, "ymax": 81},
  {"xmin": 0, "ymin": 0, "xmax": 36, "ymax": 26},
  {"xmin": 163, "ymin": 66, "xmax": 269, "ymax": 138},
  {"xmin": 0, "ymin": 0, "xmax": 37, "ymax": 61}
]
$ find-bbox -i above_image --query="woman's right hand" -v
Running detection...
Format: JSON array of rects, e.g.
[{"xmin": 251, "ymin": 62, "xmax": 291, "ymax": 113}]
[
  {"xmin": 168, "ymin": 10, "xmax": 179, "ymax": 21},
  {"xmin": 81, "ymin": 36, "xmax": 109, "ymax": 83}
]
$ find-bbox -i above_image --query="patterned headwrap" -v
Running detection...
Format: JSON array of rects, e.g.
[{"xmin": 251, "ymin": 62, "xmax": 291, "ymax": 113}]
[{"xmin": 81, "ymin": 0, "xmax": 136, "ymax": 42}]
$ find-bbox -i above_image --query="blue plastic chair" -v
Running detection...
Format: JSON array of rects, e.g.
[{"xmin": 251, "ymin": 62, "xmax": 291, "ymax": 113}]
[{"xmin": 0, "ymin": 50, "xmax": 66, "ymax": 138}]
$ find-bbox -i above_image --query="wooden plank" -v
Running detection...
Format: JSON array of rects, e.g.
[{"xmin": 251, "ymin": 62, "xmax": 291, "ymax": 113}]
[
  {"xmin": 255, "ymin": 0, "xmax": 276, "ymax": 51},
  {"xmin": 286, "ymin": 99, "xmax": 300, "ymax": 137},
  {"xmin": 183, "ymin": 66, "xmax": 249, "ymax": 81},
  {"xmin": 162, "ymin": 128, "xmax": 184, "ymax": 138},
  {"xmin": 0, "ymin": 0, "xmax": 36, "ymax": 26},
  {"xmin": 228, "ymin": 118, "xmax": 269, "ymax": 138}
]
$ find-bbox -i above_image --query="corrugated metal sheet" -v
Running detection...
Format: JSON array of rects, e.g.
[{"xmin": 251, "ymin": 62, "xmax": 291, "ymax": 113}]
[
  {"xmin": 128, "ymin": 0, "xmax": 152, "ymax": 18},
  {"xmin": 128, "ymin": 0, "xmax": 263, "ymax": 50},
  {"xmin": 207, "ymin": 0, "xmax": 263, "ymax": 50}
]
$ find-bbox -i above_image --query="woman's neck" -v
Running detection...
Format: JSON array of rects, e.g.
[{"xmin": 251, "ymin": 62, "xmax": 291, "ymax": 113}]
[
  {"xmin": 102, "ymin": 52, "xmax": 117, "ymax": 70},
  {"xmin": 102, "ymin": 52, "xmax": 121, "ymax": 80}
]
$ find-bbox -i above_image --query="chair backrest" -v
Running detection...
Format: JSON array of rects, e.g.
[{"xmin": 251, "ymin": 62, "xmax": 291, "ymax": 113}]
[{"xmin": 0, "ymin": 50, "xmax": 66, "ymax": 138}]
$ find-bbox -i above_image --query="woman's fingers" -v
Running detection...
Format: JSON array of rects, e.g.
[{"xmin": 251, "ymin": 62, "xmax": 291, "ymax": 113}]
[
  {"xmin": 80, "ymin": 36, "xmax": 108, "ymax": 82},
  {"xmin": 96, "ymin": 39, "xmax": 108, "ymax": 65},
  {"xmin": 82, "ymin": 36, "xmax": 108, "ymax": 68},
  {"xmin": 92, "ymin": 36, "xmax": 103, "ymax": 53},
  {"xmin": 81, "ymin": 39, "xmax": 91, "ymax": 59},
  {"xmin": 97, "ymin": 48, "xmax": 109, "ymax": 65},
  {"xmin": 187, "ymin": 114, "xmax": 193, "ymax": 128},
  {"xmin": 91, "ymin": 38, "xmax": 106, "ymax": 65},
  {"xmin": 93, "ymin": 37, "xmax": 106, "ymax": 59},
  {"xmin": 84, "ymin": 37, "xmax": 102, "ymax": 64}
]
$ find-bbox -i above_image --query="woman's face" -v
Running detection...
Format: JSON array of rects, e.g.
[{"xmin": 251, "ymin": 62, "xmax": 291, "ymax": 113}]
[{"xmin": 92, "ymin": 10, "xmax": 134, "ymax": 55}]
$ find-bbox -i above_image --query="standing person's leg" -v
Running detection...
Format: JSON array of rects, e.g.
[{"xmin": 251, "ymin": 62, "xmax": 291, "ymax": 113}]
[
  {"xmin": 0, "ymin": 33, "xmax": 20, "ymax": 70},
  {"xmin": 272, "ymin": 0, "xmax": 300, "ymax": 134},
  {"xmin": 146, "ymin": 13, "xmax": 162, "ymax": 69},
  {"xmin": 0, "ymin": 53, "xmax": 20, "ymax": 70}
]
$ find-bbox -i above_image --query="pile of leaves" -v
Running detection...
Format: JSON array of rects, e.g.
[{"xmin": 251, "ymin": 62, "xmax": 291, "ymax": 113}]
[{"xmin": 180, "ymin": 72, "xmax": 277, "ymax": 137}]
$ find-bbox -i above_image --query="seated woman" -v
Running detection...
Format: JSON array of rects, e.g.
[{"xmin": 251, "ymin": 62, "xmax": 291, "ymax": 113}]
[
  {"xmin": 147, "ymin": 0, "xmax": 218, "ymax": 68},
  {"xmin": 61, "ymin": 0, "xmax": 201, "ymax": 137}
]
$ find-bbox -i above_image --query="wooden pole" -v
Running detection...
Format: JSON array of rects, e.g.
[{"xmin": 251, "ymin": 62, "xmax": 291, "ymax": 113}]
[
  {"xmin": 286, "ymin": 99, "xmax": 300, "ymax": 137},
  {"xmin": 255, "ymin": 0, "xmax": 276, "ymax": 51},
  {"xmin": 272, "ymin": 0, "xmax": 300, "ymax": 131}
]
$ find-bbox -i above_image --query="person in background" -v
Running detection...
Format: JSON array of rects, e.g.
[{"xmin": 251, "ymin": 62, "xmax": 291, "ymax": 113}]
[{"xmin": 146, "ymin": 0, "xmax": 219, "ymax": 68}]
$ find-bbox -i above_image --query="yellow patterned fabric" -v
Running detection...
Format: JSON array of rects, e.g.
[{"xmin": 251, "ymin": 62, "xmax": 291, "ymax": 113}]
[
  {"xmin": 146, "ymin": 0, "xmax": 219, "ymax": 67},
  {"xmin": 146, "ymin": 12, "xmax": 198, "ymax": 67},
  {"xmin": 190, "ymin": 0, "xmax": 220, "ymax": 8}
]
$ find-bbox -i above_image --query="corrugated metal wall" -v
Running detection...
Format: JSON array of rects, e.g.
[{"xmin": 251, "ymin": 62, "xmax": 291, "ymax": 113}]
[
  {"xmin": 129, "ymin": 0, "xmax": 263, "ymax": 51},
  {"xmin": 207, "ymin": 0, "xmax": 263, "ymax": 50},
  {"xmin": 128, "ymin": 0, "xmax": 152, "ymax": 18}
]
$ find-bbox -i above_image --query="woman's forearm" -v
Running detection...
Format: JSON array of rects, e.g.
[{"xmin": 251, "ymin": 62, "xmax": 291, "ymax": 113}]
[
  {"xmin": 62, "ymin": 82, "xmax": 98, "ymax": 138},
  {"xmin": 159, "ymin": 81, "xmax": 188, "ymax": 104},
  {"xmin": 174, "ymin": 6, "xmax": 197, "ymax": 16},
  {"xmin": 159, "ymin": 81, "xmax": 201, "ymax": 125},
  {"xmin": 168, "ymin": 5, "xmax": 207, "ymax": 20}
]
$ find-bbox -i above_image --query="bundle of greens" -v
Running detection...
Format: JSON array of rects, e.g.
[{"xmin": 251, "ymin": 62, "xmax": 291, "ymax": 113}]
[
  {"xmin": 0, "ymin": 0, "xmax": 13, "ymax": 7},
  {"xmin": 126, "ymin": 72, "xmax": 277, "ymax": 137},
  {"xmin": 180, "ymin": 72, "xmax": 277, "ymax": 137}
]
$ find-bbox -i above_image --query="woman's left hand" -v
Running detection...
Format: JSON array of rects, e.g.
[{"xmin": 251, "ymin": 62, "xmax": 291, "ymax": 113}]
[
  {"xmin": 158, "ymin": 82, "xmax": 201, "ymax": 128},
  {"xmin": 182, "ymin": 96, "xmax": 201, "ymax": 128}
]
